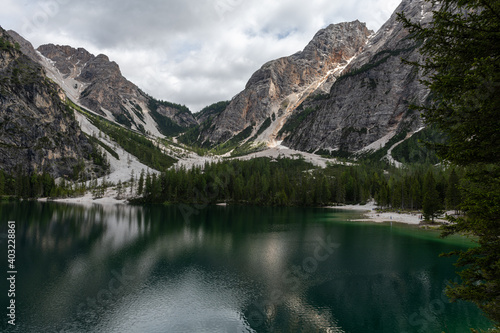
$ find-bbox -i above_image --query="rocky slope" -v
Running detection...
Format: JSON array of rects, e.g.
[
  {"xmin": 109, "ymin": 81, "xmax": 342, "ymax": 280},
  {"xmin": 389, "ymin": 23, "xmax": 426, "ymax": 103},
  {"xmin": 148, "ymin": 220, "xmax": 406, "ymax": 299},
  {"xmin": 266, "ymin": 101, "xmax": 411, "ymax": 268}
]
[
  {"xmin": 283, "ymin": 0, "xmax": 433, "ymax": 153},
  {"xmin": 197, "ymin": 0, "xmax": 433, "ymax": 154},
  {"xmin": 0, "ymin": 27, "xmax": 106, "ymax": 178},
  {"xmin": 33, "ymin": 43, "xmax": 197, "ymax": 136},
  {"xmin": 200, "ymin": 21, "xmax": 373, "ymax": 146}
]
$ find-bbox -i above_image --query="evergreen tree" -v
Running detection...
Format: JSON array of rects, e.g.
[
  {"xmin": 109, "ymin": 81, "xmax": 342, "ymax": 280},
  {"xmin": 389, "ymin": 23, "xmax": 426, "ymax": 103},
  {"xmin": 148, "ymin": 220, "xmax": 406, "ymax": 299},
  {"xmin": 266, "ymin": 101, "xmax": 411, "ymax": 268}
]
[
  {"xmin": 116, "ymin": 180, "xmax": 123, "ymax": 199},
  {"xmin": 151, "ymin": 173, "xmax": 161, "ymax": 201},
  {"xmin": 445, "ymin": 168, "xmax": 461, "ymax": 213},
  {"xmin": 130, "ymin": 170, "xmax": 135, "ymax": 195},
  {"xmin": 335, "ymin": 176, "xmax": 345, "ymax": 204},
  {"xmin": 399, "ymin": 0, "xmax": 500, "ymax": 326},
  {"xmin": 422, "ymin": 171, "xmax": 440, "ymax": 222},
  {"xmin": 0, "ymin": 169, "xmax": 5, "ymax": 196},
  {"xmin": 15, "ymin": 167, "xmax": 23, "ymax": 198},
  {"xmin": 30, "ymin": 173, "xmax": 40, "ymax": 198},
  {"xmin": 138, "ymin": 169, "xmax": 145, "ymax": 196},
  {"xmin": 145, "ymin": 172, "xmax": 152, "ymax": 198}
]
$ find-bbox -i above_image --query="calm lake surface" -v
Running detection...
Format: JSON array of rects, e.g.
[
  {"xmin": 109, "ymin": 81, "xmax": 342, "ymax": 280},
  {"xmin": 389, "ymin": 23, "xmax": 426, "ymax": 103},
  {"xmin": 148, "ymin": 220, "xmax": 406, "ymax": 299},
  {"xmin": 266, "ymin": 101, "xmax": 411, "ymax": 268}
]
[{"xmin": 0, "ymin": 202, "xmax": 492, "ymax": 333}]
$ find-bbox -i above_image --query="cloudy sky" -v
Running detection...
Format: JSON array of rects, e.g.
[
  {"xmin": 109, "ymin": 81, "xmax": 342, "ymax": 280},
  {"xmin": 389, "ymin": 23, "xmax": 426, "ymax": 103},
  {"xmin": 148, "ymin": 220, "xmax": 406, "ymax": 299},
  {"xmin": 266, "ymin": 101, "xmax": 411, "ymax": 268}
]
[{"xmin": 1, "ymin": 0, "xmax": 400, "ymax": 112}]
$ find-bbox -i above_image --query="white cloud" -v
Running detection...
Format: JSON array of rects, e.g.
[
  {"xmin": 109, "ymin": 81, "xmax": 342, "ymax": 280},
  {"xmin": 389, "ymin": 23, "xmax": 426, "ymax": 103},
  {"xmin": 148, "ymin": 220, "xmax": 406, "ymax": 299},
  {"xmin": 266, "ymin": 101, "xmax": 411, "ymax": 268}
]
[{"xmin": 1, "ymin": 0, "xmax": 401, "ymax": 111}]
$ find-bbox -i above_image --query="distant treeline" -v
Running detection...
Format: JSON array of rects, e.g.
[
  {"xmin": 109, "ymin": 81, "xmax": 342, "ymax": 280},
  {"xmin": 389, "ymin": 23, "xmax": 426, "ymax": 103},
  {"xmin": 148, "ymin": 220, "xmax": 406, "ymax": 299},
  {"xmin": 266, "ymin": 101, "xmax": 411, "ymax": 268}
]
[
  {"xmin": 1, "ymin": 157, "xmax": 464, "ymax": 221},
  {"xmin": 132, "ymin": 158, "xmax": 463, "ymax": 218},
  {"xmin": 0, "ymin": 168, "xmax": 81, "ymax": 199}
]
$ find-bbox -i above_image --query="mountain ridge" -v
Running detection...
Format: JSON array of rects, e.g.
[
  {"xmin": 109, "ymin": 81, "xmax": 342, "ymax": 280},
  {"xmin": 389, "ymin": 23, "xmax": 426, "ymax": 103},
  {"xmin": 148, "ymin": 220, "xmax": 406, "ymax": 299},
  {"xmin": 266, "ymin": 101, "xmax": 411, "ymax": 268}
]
[
  {"xmin": 1, "ymin": 0, "xmax": 435, "ymax": 175},
  {"xmin": 187, "ymin": 0, "xmax": 432, "ymax": 156},
  {"xmin": 284, "ymin": 0, "xmax": 432, "ymax": 153},
  {"xmin": 198, "ymin": 20, "xmax": 373, "ymax": 147},
  {"xmin": 5, "ymin": 32, "xmax": 199, "ymax": 137},
  {"xmin": 36, "ymin": 43, "xmax": 198, "ymax": 135}
]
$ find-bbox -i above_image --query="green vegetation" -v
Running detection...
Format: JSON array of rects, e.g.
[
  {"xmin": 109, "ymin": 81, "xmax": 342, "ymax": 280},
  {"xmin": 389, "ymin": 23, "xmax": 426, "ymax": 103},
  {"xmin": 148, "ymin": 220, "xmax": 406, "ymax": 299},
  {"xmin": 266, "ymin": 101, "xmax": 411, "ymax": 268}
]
[
  {"xmin": 133, "ymin": 157, "xmax": 462, "ymax": 214},
  {"xmin": 255, "ymin": 117, "xmax": 272, "ymax": 137},
  {"xmin": 422, "ymin": 170, "xmax": 440, "ymax": 222},
  {"xmin": 0, "ymin": 168, "xmax": 87, "ymax": 199},
  {"xmin": 315, "ymin": 149, "xmax": 352, "ymax": 160},
  {"xmin": 147, "ymin": 98, "xmax": 191, "ymax": 137},
  {"xmin": 87, "ymin": 147, "xmax": 110, "ymax": 175},
  {"xmin": 230, "ymin": 141, "xmax": 267, "ymax": 158},
  {"xmin": 399, "ymin": 0, "xmax": 500, "ymax": 328},
  {"xmin": 337, "ymin": 45, "xmax": 419, "ymax": 83},
  {"xmin": 341, "ymin": 127, "xmax": 368, "ymax": 141},
  {"xmin": 178, "ymin": 125, "xmax": 204, "ymax": 148},
  {"xmin": 319, "ymin": 126, "xmax": 445, "ymax": 166},
  {"xmin": 1, "ymin": 56, "xmax": 43, "ymax": 87},
  {"xmin": 194, "ymin": 100, "xmax": 230, "ymax": 121},
  {"xmin": 359, "ymin": 129, "xmax": 408, "ymax": 162},
  {"xmin": 128, "ymin": 100, "xmax": 145, "ymax": 122},
  {"xmin": 131, "ymin": 107, "xmax": 145, "ymax": 122},
  {"xmin": 278, "ymin": 107, "xmax": 316, "ymax": 137},
  {"xmin": 115, "ymin": 112, "xmax": 133, "ymax": 128},
  {"xmin": 80, "ymin": 86, "xmax": 92, "ymax": 99},
  {"xmin": 391, "ymin": 127, "xmax": 446, "ymax": 164},
  {"xmin": 309, "ymin": 93, "xmax": 330, "ymax": 101},
  {"xmin": 211, "ymin": 125, "xmax": 254, "ymax": 155},
  {"xmin": 179, "ymin": 101, "xmax": 230, "ymax": 148},
  {"xmin": 84, "ymin": 133, "xmax": 119, "ymax": 160},
  {"xmin": 68, "ymin": 100, "xmax": 177, "ymax": 171},
  {"xmin": 0, "ymin": 37, "xmax": 15, "ymax": 52}
]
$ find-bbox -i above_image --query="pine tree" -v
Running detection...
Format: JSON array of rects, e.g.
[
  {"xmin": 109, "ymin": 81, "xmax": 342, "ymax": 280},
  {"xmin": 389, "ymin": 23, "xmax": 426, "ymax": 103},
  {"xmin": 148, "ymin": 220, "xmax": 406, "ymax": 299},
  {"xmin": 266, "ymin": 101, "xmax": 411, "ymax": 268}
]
[
  {"xmin": 151, "ymin": 173, "xmax": 161, "ymax": 202},
  {"xmin": 116, "ymin": 180, "xmax": 123, "ymax": 199},
  {"xmin": 0, "ymin": 169, "xmax": 5, "ymax": 196},
  {"xmin": 138, "ymin": 169, "xmax": 145, "ymax": 196},
  {"xmin": 145, "ymin": 172, "xmax": 152, "ymax": 198},
  {"xmin": 445, "ymin": 168, "xmax": 461, "ymax": 213},
  {"xmin": 130, "ymin": 170, "xmax": 135, "ymax": 195},
  {"xmin": 422, "ymin": 171, "xmax": 440, "ymax": 222},
  {"xmin": 399, "ymin": 0, "xmax": 500, "ymax": 325}
]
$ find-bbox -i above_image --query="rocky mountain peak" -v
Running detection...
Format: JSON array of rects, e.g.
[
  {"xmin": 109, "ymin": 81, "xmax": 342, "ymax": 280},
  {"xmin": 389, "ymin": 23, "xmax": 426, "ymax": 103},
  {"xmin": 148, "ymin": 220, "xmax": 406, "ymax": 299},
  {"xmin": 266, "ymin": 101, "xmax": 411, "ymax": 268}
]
[
  {"xmin": 299, "ymin": 20, "xmax": 371, "ymax": 63},
  {"xmin": 283, "ymin": 0, "xmax": 433, "ymax": 153},
  {"xmin": 35, "ymin": 41, "xmax": 197, "ymax": 135},
  {"xmin": 78, "ymin": 53, "xmax": 121, "ymax": 83},
  {"xmin": 200, "ymin": 20, "xmax": 372, "ymax": 146},
  {"xmin": 37, "ymin": 44, "xmax": 93, "ymax": 78},
  {"xmin": 95, "ymin": 54, "xmax": 110, "ymax": 62}
]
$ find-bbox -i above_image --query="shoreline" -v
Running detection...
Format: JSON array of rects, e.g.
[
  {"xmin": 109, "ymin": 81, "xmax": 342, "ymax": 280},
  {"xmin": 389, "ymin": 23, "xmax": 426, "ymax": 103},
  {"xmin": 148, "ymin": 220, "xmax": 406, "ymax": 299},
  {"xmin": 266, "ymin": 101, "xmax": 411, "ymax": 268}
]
[
  {"xmin": 40, "ymin": 195, "xmax": 447, "ymax": 226},
  {"xmin": 39, "ymin": 192, "xmax": 127, "ymax": 207},
  {"xmin": 331, "ymin": 203, "xmax": 447, "ymax": 226}
]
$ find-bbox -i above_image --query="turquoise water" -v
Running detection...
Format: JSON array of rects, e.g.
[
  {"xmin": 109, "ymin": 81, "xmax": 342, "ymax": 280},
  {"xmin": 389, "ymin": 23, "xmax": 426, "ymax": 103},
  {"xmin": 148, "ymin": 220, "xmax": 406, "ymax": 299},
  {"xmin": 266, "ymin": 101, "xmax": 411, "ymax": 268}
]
[{"xmin": 0, "ymin": 202, "xmax": 492, "ymax": 332}]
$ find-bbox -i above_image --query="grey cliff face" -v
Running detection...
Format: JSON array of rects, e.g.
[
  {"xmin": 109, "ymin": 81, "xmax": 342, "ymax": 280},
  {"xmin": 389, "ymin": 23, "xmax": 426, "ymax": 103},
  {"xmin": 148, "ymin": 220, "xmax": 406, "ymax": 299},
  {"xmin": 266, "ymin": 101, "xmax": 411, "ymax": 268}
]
[
  {"xmin": 283, "ymin": 0, "xmax": 433, "ymax": 153},
  {"xmin": 0, "ymin": 28, "xmax": 105, "ymax": 178},
  {"xmin": 201, "ymin": 21, "xmax": 373, "ymax": 145}
]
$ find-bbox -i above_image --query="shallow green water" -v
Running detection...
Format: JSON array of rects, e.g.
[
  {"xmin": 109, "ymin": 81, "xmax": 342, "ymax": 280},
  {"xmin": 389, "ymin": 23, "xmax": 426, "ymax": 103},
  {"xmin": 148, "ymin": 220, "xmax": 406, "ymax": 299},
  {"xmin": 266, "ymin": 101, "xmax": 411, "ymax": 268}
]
[{"xmin": 0, "ymin": 202, "xmax": 492, "ymax": 332}]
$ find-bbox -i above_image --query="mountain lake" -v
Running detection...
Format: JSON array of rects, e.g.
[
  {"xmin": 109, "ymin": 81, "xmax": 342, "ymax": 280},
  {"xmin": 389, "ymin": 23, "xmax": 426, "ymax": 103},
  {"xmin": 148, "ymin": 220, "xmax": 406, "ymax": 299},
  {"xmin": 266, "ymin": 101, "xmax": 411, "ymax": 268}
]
[{"xmin": 0, "ymin": 202, "xmax": 493, "ymax": 332}]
